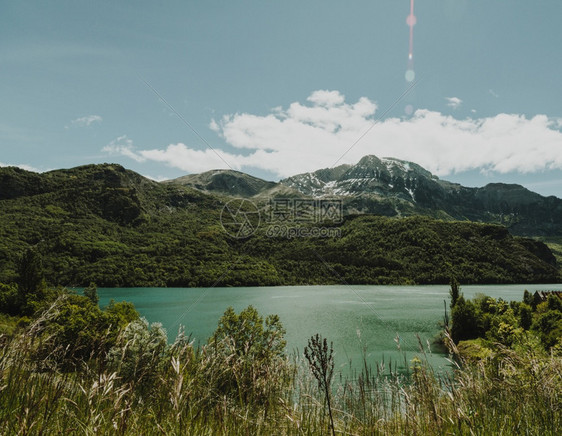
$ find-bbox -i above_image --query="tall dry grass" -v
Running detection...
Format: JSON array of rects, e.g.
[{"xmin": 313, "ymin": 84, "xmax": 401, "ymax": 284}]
[{"xmin": 0, "ymin": 308, "xmax": 560, "ymax": 435}]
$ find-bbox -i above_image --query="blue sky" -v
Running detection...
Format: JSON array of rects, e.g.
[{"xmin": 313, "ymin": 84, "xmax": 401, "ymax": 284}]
[{"xmin": 2, "ymin": 1, "xmax": 562, "ymax": 196}]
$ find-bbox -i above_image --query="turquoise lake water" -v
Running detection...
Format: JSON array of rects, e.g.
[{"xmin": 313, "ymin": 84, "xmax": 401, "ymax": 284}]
[{"xmin": 97, "ymin": 284, "xmax": 559, "ymax": 374}]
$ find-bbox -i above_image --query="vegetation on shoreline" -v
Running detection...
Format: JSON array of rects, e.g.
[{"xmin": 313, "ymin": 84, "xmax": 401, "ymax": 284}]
[
  {"xmin": 1, "ymin": 164, "xmax": 559, "ymax": 287},
  {"xmin": 448, "ymin": 280, "xmax": 562, "ymax": 357},
  {"xmin": 1, "ymin": 263, "xmax": 561, "ymax": 434}
]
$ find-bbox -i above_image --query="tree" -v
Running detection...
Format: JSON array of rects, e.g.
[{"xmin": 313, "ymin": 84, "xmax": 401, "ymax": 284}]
[
  {"xmin": 16, "ymin": 247, "xmax": 46, "ymax": 314},
  {"xmin": 37, "ymin": 294, "xmax": 109, "ymax": 366},
  {"xmin": 105, "ymin": 300, "xmax": 139, "ymax": 327},
  {"xmin": 211, "ymin": 305, "xmax": 286, "ymax": 360},
  {"xmin": 17, "ymin": 247, "xmax": 44, "ymax": 295},
  {"xmin": 451, "ymin": 296, "xmax": 480, "ymax": 343},
  {"xmin": 533, "ymin": 310, "xmax": 562, "ymax": 349},
  {"xmin": 523, "ymin": 290, "xmax": 533, "ymax": 306},
  {"xmin": 206, "ymin": 306, "xmax": 288, "ymax": 405},
  {"xmin": 0, "ymin": 283, "xmax": 19, "ymax": 315},
  {"xmin": 532, "ymin": 292, "xmax": 542, "ymax": 310},
  {"xmin": 36, "ymin": 294, "xmax": 140, "ymax": 367},
  {"xmin": 519, "ymin": 303, "xmax": 533, "ymax": 330},
  {"xmin": 449, "ymin": 276, "xmax": 460, "ymax": 308},
  {"xmin": 83, "ymin": 282, "xmax": 99, "ymax": 305},
  {"xmin": 547, "ymin": 294, "xmax": 562, "ymax": 312}
]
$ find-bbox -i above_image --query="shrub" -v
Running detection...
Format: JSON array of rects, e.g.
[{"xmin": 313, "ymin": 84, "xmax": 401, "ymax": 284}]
[
  {"xmin": 203, "ymin": 305, "xmax": 290, "ymax": 407},
  {"xmin": 107, "ymin": 318, "xmax": 168, "ymax": 396},
  {"xmin": 0, "ymin": 283, "xmax": 19, "ymax": 315},
  {"xmin": 36, "ymin": 294, "xmax": 113, "ymax": 366},
  {"xmin": 451, "ymin": 296, "xmax": 480, "ymax": 343},
  {"xmin": 533, "ymin": 310, "xmax": 562, "ymax": 349}
]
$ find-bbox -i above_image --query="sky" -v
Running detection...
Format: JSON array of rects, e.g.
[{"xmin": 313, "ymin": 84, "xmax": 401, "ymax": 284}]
[{"xmin": 2, "ymin": 0, "xmax": 562, "ymax": 197}]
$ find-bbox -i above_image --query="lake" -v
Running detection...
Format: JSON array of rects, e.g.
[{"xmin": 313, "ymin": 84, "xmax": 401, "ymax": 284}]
[{"xmin": 97, "ymin": 284, "xmax": 559, "ymax": 374}]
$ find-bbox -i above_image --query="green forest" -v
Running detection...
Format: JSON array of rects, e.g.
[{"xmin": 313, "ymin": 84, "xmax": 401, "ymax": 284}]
[{"xmin": 0, "ymin": 164, "xmax": 560, "ymax": 287}]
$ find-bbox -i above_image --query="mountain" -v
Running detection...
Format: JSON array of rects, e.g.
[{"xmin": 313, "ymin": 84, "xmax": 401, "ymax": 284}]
[
  {"xmin": 0, "ymin": 163, "xmax": 216, "ymax": 226},
  {"xmin": 280, "ymin": 155, "xmax": 562, "ymax": 237},
  {"xmin": 166, "ymin": 169, "xmax": 301, "ymax": 199},
  {"xmin": 0, "ymin": 163, "xmax": 560, "ymax": 287},
  {"xmin": 165, "ymin": 169, "xmax": 278, "ymax": 198},
  {"xmin": 281, "ymin": 156, "xmax": 433, "ymax": 198},
  {"xmin": 165, "ymin": 155, "xmax": 562, "ymax": 237}
]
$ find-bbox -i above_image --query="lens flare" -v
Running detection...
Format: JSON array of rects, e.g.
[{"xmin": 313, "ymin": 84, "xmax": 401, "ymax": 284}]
[
  {"xmin": 405, "ymin": 70, "xmax": 416, "ymax": 82},
  {"xmin": 407, "ymin": 0, "xmax": 416, "ymax": 67},
  {"xmin": 404, "ymin": 0, "xmax": 417, "ymax": 114}
]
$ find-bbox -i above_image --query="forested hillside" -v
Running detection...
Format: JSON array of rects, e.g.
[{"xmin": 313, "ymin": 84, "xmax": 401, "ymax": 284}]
[{"xmin": 0, "ymin": 164, "xmax": 559, "ymax": 287}]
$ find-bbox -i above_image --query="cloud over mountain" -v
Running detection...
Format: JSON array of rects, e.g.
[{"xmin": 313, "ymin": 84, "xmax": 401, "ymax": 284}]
[{"xmin": 103, "ymin": 91, "xmax": 562, "ymax": 178}]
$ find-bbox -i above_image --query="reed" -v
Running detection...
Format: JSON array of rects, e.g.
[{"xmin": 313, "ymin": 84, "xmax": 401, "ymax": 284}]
[{"xmin": 0, "ymin": 313, "xmax": 560, "ymax": 435}]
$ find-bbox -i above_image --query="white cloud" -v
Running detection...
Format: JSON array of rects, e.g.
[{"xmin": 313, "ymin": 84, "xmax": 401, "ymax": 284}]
[
  {"xmin": 307, "ymin": 90, "xmax": 346, "ymax": 107},
  {"xmin": 143, "ymin": 174, "xmax": 170, "ymax": 182},
  {"xmin": 68, "ymin": 115, "xmax": 102, "ymax": 128},
  {"xmin": 489, "ymin": 89, "xmax": 499, "ymax": 98},
  {"xmin": 102, "ymin": 90, "xmax": 562, "ymax": 179},
  {"xmin": 445, "ymin": 97, "xmax": 462, "ymax": 109},
  {"xmin": 138, "ymin": 143, "xmax": 241, "ymax": 173},
  {"xmin": 102, "ymin": 135, "xmax": 146, "ymax": 163},
  {"xmin": 0, "ymin": 162, "xmax": 43, "ymax": 172},
  {"xmin": 102, "ymin": 136, "xmax": 238, "ymax": 173}
]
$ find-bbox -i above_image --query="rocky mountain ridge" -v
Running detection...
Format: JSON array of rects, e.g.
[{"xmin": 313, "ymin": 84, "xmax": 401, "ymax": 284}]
[{"xmin": 167, "ymin": 155, "xmax": 562, "ymax": 237}]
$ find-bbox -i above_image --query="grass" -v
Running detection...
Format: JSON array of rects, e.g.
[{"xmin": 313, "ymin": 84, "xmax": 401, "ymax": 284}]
[{"xmin": 0, "ymin": 304, "xmax": 561, "ymax": 435}]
